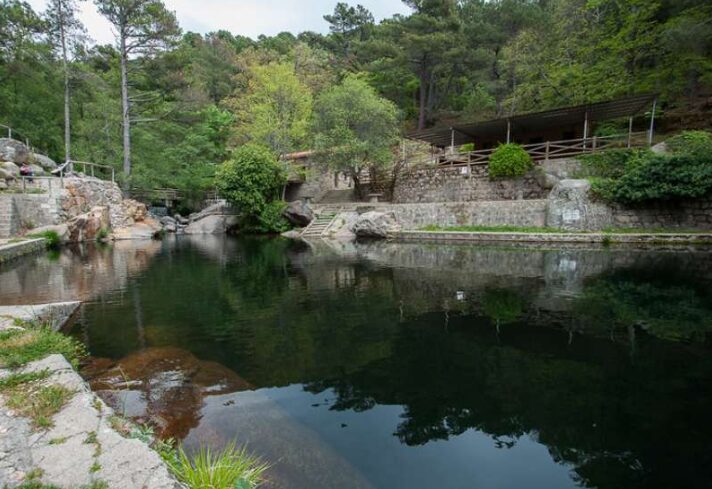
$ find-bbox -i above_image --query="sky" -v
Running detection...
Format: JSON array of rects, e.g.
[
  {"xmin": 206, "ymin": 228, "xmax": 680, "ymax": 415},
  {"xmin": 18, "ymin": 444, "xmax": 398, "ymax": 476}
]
[{"xmin": 27, "ymin": 0, "xmax": 412, "ymax": 46}]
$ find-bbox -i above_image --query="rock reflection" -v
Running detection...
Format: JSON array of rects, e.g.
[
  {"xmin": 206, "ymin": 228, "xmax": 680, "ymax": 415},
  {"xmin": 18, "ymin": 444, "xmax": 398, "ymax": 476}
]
[{"xmin": 83, "ymin": 347, "xmax": 252, "ymax": 439}]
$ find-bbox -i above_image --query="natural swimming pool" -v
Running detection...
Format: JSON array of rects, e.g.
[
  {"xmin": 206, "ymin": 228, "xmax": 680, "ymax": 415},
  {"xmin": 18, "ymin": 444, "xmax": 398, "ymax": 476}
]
[{"xmin": 1, "ymin": 236, "xmax": 711, "ymax": 489}]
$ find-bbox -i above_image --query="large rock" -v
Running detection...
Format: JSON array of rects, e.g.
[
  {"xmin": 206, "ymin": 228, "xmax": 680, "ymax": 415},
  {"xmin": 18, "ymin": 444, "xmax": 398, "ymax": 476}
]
[
  {"xmin": 0, "ymin": 138, "xmax": 30, "ymax": 164},
  {"xmin": 184, "ymin": 215, "xmax": 239, "ymax": 235},
  {"xmin": 113, "ymin": 217, "xmax": 162, "ymax": 240},
  {"xmin": 67, "ymin": 206, "xmax": 111, "ymax": 242},
  {"xmin": 30, "ymin": 223, "xmax": 70, "ymax": 244},
  {"xmin": 351, "ymin": 211, "xmax": 401, "ymax": 239},
  {"xmin": 283, "ymin": 200, "xmax": 314, "ymax": 227},
  {"xmin": 546, "ymin": 179, "xmax": 614, "ymax": 231},
  {"xmin": 31, "ymin": 153, "xmax": 58, "ymax": 170},
  {"xmin": 1, "ymin": 161, "xmax": 19, "ymax": 179},
  {"xmin": 29, "ymin": 164, "xmax": 45, "ymax": 176}
]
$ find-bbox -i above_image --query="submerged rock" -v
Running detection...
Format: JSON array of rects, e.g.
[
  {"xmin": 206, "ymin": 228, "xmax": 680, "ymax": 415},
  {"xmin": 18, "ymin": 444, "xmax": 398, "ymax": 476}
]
[
  {"xmin": 351, "ymin": 211, "xmax": 401, "ymax": 239},
  {"xmin": 283, "ymin": 200, "xmax": 314, "ymax": 227}
]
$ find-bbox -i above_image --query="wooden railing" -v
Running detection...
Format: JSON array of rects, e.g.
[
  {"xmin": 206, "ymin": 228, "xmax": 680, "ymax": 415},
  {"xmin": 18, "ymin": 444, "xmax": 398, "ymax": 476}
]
[
  {"xmin": 66, "ymin": 160, "xmax": 115, "ymax": 182},
  {"xmin": 437, "ymin": 131, "xmax": 650, "ymax": 168}
]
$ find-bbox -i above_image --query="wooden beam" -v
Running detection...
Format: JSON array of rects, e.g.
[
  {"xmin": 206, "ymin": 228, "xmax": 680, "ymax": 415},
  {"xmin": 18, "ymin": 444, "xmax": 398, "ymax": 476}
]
[{"xmin": 648, "ymin": 98, "xmax": 657, "ymax": 146}]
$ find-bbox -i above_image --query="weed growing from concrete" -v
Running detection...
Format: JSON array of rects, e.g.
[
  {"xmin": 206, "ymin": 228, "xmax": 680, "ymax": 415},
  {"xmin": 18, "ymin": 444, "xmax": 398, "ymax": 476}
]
[
  {"xmin": 6, "ymin": 383, "xmax": 75, "ymax": 429},
  {"xmin": 0, "ymin": 324, "xmax": 85, "ymax": 368}
]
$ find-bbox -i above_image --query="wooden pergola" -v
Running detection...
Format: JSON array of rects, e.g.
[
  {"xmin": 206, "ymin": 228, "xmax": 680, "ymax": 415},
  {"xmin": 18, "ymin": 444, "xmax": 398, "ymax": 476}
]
[{"xmin": 407, "ymin": 94, "xmax": 658, "ymax": 152}]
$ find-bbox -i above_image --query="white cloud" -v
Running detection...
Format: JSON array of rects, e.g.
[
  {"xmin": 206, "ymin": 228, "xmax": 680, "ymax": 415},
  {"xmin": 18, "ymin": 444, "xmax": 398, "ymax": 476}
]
[{"xmin": 27, "ymin": 0, "xmax": 411, "ymax": 46}]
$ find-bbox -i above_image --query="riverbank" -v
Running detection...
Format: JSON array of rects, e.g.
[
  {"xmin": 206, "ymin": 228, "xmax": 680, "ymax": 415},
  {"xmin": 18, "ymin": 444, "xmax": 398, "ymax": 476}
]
[
  {"xmin": 393, "ymin": 229, "xmax": 712, "ymax": 245},
  {"xmin": 0, "ymin": 303, "xmax": 179, "ymax": 489},
  {"xmin": 0, "ymin": 238, "xmax": 46, "ymax": 264}
]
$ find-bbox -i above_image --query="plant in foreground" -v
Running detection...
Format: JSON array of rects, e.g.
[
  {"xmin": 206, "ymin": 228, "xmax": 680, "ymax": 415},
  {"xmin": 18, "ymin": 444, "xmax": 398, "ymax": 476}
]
[{"xmin": 161, "ymin": 442, "xmax": 269, "ymax": 489}]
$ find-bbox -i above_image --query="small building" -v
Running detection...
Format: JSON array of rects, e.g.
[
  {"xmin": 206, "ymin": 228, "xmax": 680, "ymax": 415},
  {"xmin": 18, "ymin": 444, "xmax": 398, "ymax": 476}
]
[{"xmin": 407, "ymin": 94, "xmax": 658, "ymax": 164}]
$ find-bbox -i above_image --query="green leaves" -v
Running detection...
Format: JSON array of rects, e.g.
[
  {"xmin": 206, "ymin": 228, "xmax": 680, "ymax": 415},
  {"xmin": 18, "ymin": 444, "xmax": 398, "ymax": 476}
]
[{"xmin": 488, "ymin": 143, "xmax": 533, "ymax": 178}]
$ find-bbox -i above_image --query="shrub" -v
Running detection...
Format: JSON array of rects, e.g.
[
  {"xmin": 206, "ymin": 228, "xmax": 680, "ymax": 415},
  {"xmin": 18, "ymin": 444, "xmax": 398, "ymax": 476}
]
[
  {"xmin": 665, "ymin": 130, "xmax": 712, "ymax": 157},
  {"xmin": 459, "ymin": 143, "xmax": 475, "ymax": 152},
  {"xmin": 488, "ymin": 143, "xmax": 533, "ymax": 178},
  {"xmin": 579, "ymin": 149, "xmax": 650, "ymax": 179},
  {"xmin": 250, "ymin": 201, "xmax": 291, "ymax": 234},
  {"xmin": 215, "ymin": 144, "xmax": 286, "ymax": 217},
  {"xmin": 28, "ymin": 230, "xmax": 60, "ymax": 249}
]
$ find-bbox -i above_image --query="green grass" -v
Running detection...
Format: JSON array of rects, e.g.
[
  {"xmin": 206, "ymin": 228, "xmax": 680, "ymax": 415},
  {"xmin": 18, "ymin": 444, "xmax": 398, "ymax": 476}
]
[
  {"xmin": 420, "ymin": 225, "xmax": 566, "ymax": 233},
  {"xmin": 27, "ymin": 230, "xmax": 60, "ymax": 249},
  {"xmin": 162, "ymin": 442, "xmax": 269, "ymax": 489},
  {"xmin": 6, "ymin": 383, "xmax": 75, "ymax": 429},
  {"xmin": 0, "ymin": 324, "xmax": 86, "ymax": 369},
  {"xmin": 0, "ymin": 370, "xmax": 50, "ymax": 390}
]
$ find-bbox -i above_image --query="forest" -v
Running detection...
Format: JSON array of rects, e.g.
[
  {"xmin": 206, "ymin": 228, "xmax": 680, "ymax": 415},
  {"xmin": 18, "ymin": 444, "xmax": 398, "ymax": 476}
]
[{"xmin": 1, "ymin": 0, "xmax": 710, "ymax": 194}]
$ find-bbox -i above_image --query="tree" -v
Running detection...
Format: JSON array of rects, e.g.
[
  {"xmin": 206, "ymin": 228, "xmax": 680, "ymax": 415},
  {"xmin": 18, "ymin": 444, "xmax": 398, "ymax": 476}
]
[
  {"xmin": 94, "ymin": 0, "xmax": 179, "ymax": 177},
  {"xmin": 323, "ymin": 2, "xmax": 374, "ymax": 67},
  {"xmin": 312, "ymin": 75, "xmax": 400, "ymax": 195},
  {"xmin": 215, "ymin": 144, "xmax": 288, "ymax": 232},
  {"xmin": 226, "ymin": 62, "xmax": 312, "ymax": 156},
  {"xmin": 45, "ymin": 0, "xmax": 85, "ymax": 164}
]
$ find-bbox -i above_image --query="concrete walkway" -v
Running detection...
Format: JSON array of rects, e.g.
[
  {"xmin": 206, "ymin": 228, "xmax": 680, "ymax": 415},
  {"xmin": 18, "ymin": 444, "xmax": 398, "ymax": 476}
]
[{"xmin": 0, "ymin": 238, "xmax": 46, "ymax": 264}]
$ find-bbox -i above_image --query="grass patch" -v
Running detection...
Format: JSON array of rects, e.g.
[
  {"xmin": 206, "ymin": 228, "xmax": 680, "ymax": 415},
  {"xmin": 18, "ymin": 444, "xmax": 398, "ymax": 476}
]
[
  {"xmin": 6, "ymin": 383, "xmax": 75, "ymax": 429},
  {"xmin": 13, "ymin": 483, "xmax": 61, "ymax": 489},
  {"xmin": 162, "ymin": 442, "xmax": 269, "ymax": 489},
  {"xmin": 0, "ymin": 370, "xmax": 50, "ymax": 390},
  {"xmin": 27, "ymin": 230, "xmax": 61, "ymax": 249},
  {"xmin": 90, "ymin": 462, "xmax": 102, "ymax": 473},
  {"xmin": 420, "ymin": 225, "xmax": 565, "ymax": 233},
  {"xmin": 48, "ymin": 436, "xmax": 68, "ymax": 445},
  {"xmin": 0, "ymin": 324, "xmax": 86, "ymax": 368}
]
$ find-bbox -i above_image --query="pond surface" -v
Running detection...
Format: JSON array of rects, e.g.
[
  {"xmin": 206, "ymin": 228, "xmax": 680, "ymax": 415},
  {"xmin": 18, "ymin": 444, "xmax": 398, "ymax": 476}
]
[{"xmin": 1, "ymin": 236, "xmax": 712, "ymax": 489}]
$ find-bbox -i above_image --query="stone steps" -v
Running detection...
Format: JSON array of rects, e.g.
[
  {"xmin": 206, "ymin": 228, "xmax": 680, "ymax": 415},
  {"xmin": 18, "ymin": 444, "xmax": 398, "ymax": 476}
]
[{"xmin": 301, "ymin": 213, "xmax": 337, "ymax": 237}]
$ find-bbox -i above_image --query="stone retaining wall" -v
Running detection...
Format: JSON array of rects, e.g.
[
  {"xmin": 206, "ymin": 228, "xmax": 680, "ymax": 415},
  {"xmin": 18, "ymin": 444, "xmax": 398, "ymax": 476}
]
[
  {"xmin": 0, "ymin": 238, "xmax": 46, "ymax": 264},
  {"xmin": 387, "ymin": 201, "xmax": 548, "ymax": 229}
]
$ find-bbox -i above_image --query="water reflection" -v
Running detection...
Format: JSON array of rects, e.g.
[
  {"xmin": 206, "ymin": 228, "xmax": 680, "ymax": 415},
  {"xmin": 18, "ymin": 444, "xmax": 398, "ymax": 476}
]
[{"xmin": 2, "ymin": 237, "xmax": 711, "ymax": 489}]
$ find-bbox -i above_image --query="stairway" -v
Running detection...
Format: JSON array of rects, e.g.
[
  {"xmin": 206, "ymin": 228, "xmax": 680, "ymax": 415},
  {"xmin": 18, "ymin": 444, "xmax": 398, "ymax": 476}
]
[
  {"xmin": 318, "ymin": 189, "xmax": 357, "ymax": 204},
  {"xmin": 0, "ymin": 197, "xmax": 14, "ymax": 239},
  {"xmin": 301, "ymin": 211, "xmax": 339, "ymax": 238}
]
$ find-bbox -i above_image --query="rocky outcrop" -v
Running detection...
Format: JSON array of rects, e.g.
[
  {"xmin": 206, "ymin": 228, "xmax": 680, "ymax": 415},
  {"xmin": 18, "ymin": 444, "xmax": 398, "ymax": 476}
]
[
  {"xmin": 546, "ymin": 179, "xmax": 614, "ymax": 231},
  {"xmin": 67, "ymin": 206, "xmax": 111, "ymax": 242},
  {"xmin": 351, "ymin": 211, "xmax": 401, "ymax": 238},
  {"xmin": 283, "ymin": 200, "xmax": 314, "ymax": 227},
  {"xmin": 185, "ymin": 214, "xmax": 239, "ymax": 235},
  {"xmin": 0, "ymin": 161, "xmax": 19, "ymax": 180},
  {"xmin": 30, "ymin": 153, "xmax": 57, "ymax": 171},
  {"xmin": 0, "ymin": 138, "xmax": 29, "ymax": 164}
]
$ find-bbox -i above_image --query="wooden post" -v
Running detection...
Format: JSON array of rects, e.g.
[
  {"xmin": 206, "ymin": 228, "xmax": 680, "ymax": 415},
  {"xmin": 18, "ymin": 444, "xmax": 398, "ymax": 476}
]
[
  {"xmin": 627, "ymin": 116, "xmax": 633, "ymax": 148},
  {"xmin": 112, "ymin": 168, "xmax": 115, "ymax": 183},
  {"xmin": 592, "ymin": 136, "xmax": 597, "ymax": 152},
  {"xmin": 648, "ymin": 98, "xmax": 657, "ymax": 146},
  {"xmin": 545, "ymin": 141, "xmax": 550, "ymax": 161},
  {"xmin": 450, "ymin": 128, "xmax": 455, "ymax": 153},
  {"xmin": 506, "ymin": 119, "xmax": 511, "ymax": 144},
  {"xmin": 583, "ymin": 110, "xmax": 589, "ymax": 149}
]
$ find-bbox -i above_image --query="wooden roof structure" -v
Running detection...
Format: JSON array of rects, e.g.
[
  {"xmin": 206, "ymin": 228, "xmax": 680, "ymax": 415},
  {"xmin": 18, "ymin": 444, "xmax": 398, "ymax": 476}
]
[{"xmin": 407, "ymin": 94, "xmax": 658, "ymax": 147}]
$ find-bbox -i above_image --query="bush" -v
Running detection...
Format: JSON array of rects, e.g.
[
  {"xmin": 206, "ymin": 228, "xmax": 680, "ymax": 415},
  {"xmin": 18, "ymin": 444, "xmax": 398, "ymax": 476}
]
[
  {"xmin": 28, "ymin": 230, "xmax": 60, "ymax": 249},
  {"xmin": 666, "ymin": 130, "xmax": 712, "ymax": 157},
  {"xmin": 488, "ymin": 143, "xmax": 533, "ymax": 178},
  {"xmin": 579, "ymin": 149, "xmax": 650, "ymax": 179},
  {"xmin": 591, "ymin": 153, "xmax": 712, "ymax": 204},
  {"xmin": 251, "ymin": 201, "xmax": 291, "ymax": 234},
  {"xmin": 459, "ymin": 143, "xmax": 475, "ymax": 152},
  {"xmin": 215, "ymin": 144, "xmax": 286, "ymax": 216}
]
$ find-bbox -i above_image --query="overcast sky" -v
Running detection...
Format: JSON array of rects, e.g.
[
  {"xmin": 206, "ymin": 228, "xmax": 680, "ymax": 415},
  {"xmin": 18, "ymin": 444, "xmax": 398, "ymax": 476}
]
[{"xmin": 27, "ymin": 0, "xmax": 412, "ymax": 46}]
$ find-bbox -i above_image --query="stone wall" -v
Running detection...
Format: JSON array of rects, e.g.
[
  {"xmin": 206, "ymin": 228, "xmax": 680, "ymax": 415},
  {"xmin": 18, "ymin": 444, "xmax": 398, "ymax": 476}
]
[
  {"xmin": 387, "ymin": 201, "xmax": 548, "ymax": 229},
  {"xmin": 393, "ymin": 165, "xmax": 546, "ymax": 203},
  {"xmin": 610, "ymin": 199, "xmax": 712, "ymax": 229},
  {"xmin": 0, "ymin": 194, "xmax": 62, "ymax": 237}
]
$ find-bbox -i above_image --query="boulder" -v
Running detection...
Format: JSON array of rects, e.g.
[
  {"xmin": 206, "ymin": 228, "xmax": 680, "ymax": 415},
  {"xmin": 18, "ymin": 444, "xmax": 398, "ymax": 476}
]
[
  {"xmin": 281, "ymin": 230, "xmax": 303, "ymax": 239},
  {"xmin": 0, "ymin": 179, "xmax": 7, "ymax": 190},
  {"xmin": 29, "ymin": 164, "xmax": 45, "ymax": 176},
  {"xmin": 121, "ymin": 199, "xmax": 149, "ymax": 223},
  {"xmin": 174, "ymin": 214, "xmax": 189, "ymax": 226},
  {"xmin": 0, "ymin": 138, "xmax": 30, "ymax": 164},
  {"xmin": 184, "ymin": 215, "xmax": 239, "ymax": 235},
  {"xmin": 67, "ymin": 206, "xmax": 111, "ymax": 243},
  {"xmin": 31, "ymin": 153, "xmax": 57, "ymax": 171},
  {"xmin": 546, "ymin": 179, "xmax": 614, "ymax": 231},
  {"xmin": 535, "ymin": 169, "xmax": 560, "ymax": 190},
  {"xmin": 113, "ymin": 217, "xmax": 162, "ymax": 240},
  {"xmin": 1, "ymin": 161, "xmax": 19, "ymax": 178},
  {"xmin": 283, "ymin": 201, "xmax": 314, "ymax": 227},
  {"xmin": 160, "ymin": 215, "xmax": 177, "ymax": 233},
  {"xmin": 351, "ymin": 211, "xmax": 401, "ymax": 239},
  {"xmin": 30, "ymin": 224, "xmax": 70, "ymax": 244}
]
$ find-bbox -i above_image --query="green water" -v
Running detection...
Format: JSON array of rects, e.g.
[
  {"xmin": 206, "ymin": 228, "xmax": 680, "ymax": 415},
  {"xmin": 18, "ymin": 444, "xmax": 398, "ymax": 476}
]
[{"xmin": 1, "ymin": 236, "xmax": 711, "ymax": 489}]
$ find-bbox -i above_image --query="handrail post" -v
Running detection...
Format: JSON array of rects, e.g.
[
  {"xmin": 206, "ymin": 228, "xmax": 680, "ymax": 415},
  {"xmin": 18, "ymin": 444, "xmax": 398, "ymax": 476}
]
[
  {"xmin": 22, "ymin": 177, "xmax": 26, "ymax": 193},
  {"xmin": 592, "ymin": 136, "xmax": 597, "ymax": 152},
  {"xmin": 112, "ymin": 168, "xmax": 115, "ymax": 183},
  {"xmin": 545, "ymin": 141, "xmax": 550, "ymax": 161}
]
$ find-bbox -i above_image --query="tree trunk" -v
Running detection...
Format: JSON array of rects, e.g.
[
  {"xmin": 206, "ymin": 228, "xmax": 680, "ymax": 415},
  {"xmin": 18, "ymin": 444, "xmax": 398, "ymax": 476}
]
[
  {"xmin": 119, "ymin": 33, "xmax": 131, "ymax": 177},
  {"xmin": 418, "ymin": 68, "xmax": 428, "ymax": 130},
  {"xmin": 58, "ymin": 1, "xmax": 71, "ymax": 165}
]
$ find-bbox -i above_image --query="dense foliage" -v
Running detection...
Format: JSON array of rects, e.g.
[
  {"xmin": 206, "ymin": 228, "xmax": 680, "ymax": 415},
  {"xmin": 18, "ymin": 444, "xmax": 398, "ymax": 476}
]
[
  {"xmin": 582, "ymin": 131, "xmax": 712, "ymax": 204},
  {"xmin": 214, "ymin": 144, "xmax": 288, "ymax": 232},
  {"xmin": 312, "ymin": 75, "xmax": 400, "ymax": 193},
  {"xmin": 488, "ymin": 143, "xmax": 532, "ymax": 178},
  {"xmin": 0, "ymin": 0, "xmax": 710, "ymax": 196}
]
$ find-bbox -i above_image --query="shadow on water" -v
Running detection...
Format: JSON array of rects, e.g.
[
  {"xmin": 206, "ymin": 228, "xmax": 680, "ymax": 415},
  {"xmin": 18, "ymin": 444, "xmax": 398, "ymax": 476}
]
[{"xmin": 2, "ymin": 236, "xmax": 712, "ymax": 489}]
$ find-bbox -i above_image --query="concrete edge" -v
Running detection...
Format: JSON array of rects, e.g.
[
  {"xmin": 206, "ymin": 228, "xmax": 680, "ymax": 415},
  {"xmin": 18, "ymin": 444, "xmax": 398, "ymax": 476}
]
[
  {"xmin": 0, "ymin": 238, "xmax": 46, "ymax": 265},
  {"xmin": 392, "ymin": 230, "xmax": 712, "ymax": 245},
  {"xmin": 0, "ymin": 302, "xmax": 81, "ymax": 333}
]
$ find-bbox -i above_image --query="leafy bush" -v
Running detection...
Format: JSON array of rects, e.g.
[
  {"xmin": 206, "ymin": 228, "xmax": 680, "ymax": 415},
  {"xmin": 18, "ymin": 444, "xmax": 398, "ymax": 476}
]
[
  {"xmin": 250, "ymin": 201, "xmax": 291, "ymax": 234},
  {"xmin": 215, "ymin": 144, "xmax": 287, "ymax": 232},
  {"xmin": 488, "ymin": 143, "xmax": 533, "ymax": 178},
  {"xmin": 591, "ymin": 153, "xmax": 712, "ymax": 204},
  {"xmin": 459, "ymin": 143, "xmax": 475, "ymax": 152},
  {"xmin": 665, "ymin": 130, "xmax": 712, "ymax": 157},
  {"xmin": 28, "ymin": 230, "xmax": 60, "ymax": 249},
  {"xmin": 578, "ymin": 149, "xmax": 650, "ymax": 179}
]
